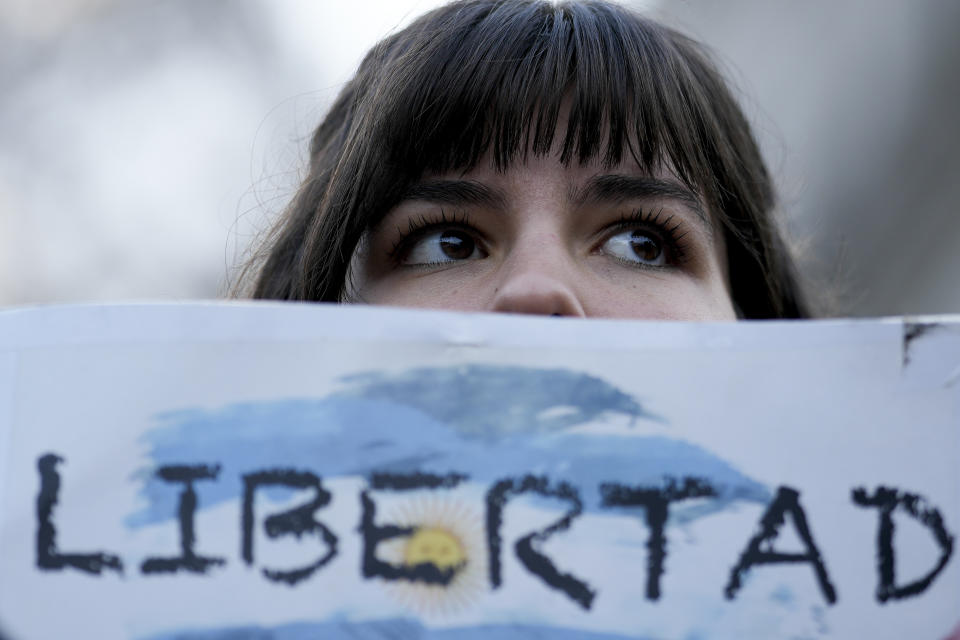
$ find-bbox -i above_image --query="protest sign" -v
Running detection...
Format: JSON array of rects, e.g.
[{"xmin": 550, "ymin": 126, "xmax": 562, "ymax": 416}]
[{"xmin": 0, "ymin": 303, "xmax": 957, "ymax": 639}]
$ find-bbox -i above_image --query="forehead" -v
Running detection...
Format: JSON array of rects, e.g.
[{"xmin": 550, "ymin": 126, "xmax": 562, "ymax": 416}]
[
  {"xmin": 456, "ymin": 143, "xmax": 676, "ymax": 185},
  {"xmin": 421, "ymin": 94, "xmax": 710, "ymax": 209},
  {"xmin": 424, "ymin": 147, "xmax": 710, "ymax": 225}
]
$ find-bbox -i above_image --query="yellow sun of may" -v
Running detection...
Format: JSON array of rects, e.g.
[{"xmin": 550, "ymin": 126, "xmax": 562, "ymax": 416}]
[{"xmin": 403, "ymin": 526, "xmax": 467, "ymax": 571}]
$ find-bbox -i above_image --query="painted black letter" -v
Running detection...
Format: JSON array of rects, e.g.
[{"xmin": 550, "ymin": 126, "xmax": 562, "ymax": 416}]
[
  {"xmin": 359, "ymin": 471, "xmax": 467, "ymax": 585},
  {"xmin": 725, "ymin": 485, "xmax": 837, "ymax": 604},
  {"xmin": 241, "ymin": 469, "xmax": 338, "ymax": 585},
  {"xmin": 140, "ymin": 464, "xmax": 225, "ymax": 575},
  {"xmin": 852, "ymin": 486, "xmax": 954, "ymax": 602},
  {"xmin": 486, "ymin": 475, "xmax": 595, "ymax": 609},
  {"xmin": 36, "ymin": 453, "xmax": 123, "ymax": 574},
  {"xmin": 600, "ymin": 476, "xmax": 717, "ymax": 600}
]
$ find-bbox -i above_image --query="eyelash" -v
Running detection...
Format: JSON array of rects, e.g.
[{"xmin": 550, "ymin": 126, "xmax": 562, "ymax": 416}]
[
  {"xmin": 602, "ymin": 208, "xmax": 690, "ymax": 267},
  {"xmin": 386, "ymin": 207, "xmax": 690, "ymax": 266},
  {"xmin": 387, "ymin": 209, "xmax": 480, "ymax": 263}
]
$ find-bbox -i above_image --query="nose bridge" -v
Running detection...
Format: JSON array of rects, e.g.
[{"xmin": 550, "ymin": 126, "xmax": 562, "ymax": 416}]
[{"xmin": 489, "ymin": 227, "xmax": 586, "ymax": 317}]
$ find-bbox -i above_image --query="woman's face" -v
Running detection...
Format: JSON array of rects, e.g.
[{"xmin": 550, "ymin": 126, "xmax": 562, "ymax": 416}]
[{"xmin": 347, "ymin": 151, "xmax": 737, "ymax": 320}]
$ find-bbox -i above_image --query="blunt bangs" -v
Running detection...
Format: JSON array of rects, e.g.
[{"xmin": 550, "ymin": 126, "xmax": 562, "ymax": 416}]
[{"xmin": 366, "ymin": 1, "xmax": 721, "ymax": 200}]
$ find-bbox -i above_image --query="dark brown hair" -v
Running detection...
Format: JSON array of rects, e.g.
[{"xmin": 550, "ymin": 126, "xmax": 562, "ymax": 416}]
[{"xmin": 246, "ymin": 0, "xmax": 809, "ymax": 318}]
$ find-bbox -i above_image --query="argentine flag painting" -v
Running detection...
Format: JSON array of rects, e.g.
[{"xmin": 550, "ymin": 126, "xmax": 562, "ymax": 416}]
[{"xmin": 0, "ymin": 303, "xmax": 958, "ymax": 640}]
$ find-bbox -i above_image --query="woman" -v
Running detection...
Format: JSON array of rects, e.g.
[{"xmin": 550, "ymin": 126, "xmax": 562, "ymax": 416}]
[{"xmin": 245, "ymin": 0, "xmax": 809, "ymax": 319}]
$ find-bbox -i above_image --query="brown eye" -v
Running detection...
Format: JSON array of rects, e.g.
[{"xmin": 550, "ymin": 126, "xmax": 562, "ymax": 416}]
[
  {"xmin": 630, "ymin": 233, "xmax": 661, "ymax": 263},
  {"xmin": 602, "ymin": 230, "xmax": 666, "ymax": 266},
  {"xmin": 439, "ymin": 230, "xmax": 475, "ymax": 260}
]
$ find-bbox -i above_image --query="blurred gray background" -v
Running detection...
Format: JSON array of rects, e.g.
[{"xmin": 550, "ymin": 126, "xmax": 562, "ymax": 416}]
[{"xmin": 1, "ymin": 0, "xmax": 957, "ymax": 316}]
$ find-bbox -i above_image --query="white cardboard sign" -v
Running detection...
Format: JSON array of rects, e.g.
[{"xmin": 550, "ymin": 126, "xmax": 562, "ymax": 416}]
[{"xmin": 0, "ymin": 303, "xmax": 957, "ymax": 639}]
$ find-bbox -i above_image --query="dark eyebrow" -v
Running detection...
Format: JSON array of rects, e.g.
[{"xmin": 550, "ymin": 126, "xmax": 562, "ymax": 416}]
[
  {"xmin": 400, "ymin": 179, "xmax": 507, "ymax": 209},
  {"xmin": 573, "ymin": 174, "xmax": 710, "ymax": 229}
]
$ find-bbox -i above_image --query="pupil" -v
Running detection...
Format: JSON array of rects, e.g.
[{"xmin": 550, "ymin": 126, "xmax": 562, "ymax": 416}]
[
  {"xmin": 439, "ymin": 230, "xmax": 474, "ymax": 260},
  {"xmin": 630, "ymin": 233, "xmax": 661, "ymax": 262}
]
